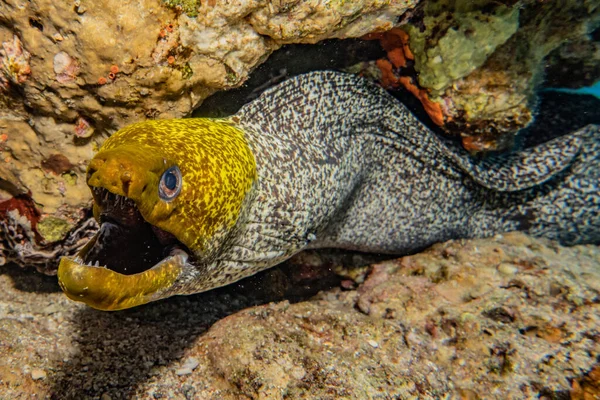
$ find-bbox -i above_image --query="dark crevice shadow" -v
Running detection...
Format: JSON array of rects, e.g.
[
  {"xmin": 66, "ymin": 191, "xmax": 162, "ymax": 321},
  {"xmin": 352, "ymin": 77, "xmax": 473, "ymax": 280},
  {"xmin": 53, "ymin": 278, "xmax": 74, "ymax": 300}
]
[
  {"xmin": 194, "ymin": 39, "xmax": 385, "ymax": 118},
  {"xmin": 47, "ymin": 249, "xmax": 387, "ymax": 399},
  {"xmin": 49, "ymin": 285, "xmax": 263, "ymax": 399},
  {"xmin": 1, "ymin": 262, "xmax": 61, "ymax": 293},
  {"xmin": 195, "ymin": 38, "xmax": 600, "ymax": 156},
  {"xmin": 517, "ymin": 91, "xmax": 600, "ymax": 148}
]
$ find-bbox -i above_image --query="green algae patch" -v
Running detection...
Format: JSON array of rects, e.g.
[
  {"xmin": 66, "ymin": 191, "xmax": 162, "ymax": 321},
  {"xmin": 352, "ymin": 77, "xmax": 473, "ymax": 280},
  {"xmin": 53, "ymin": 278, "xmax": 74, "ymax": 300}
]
[
  {"xmin": 162, "ymin": 0, "xmax": 199, "ymax": 17},
  {"xmin": 180, "ymin": 62, "xmax": 194, "ymax": 80},
  {"xmin": 404, "ymin": 0, "xmax": 519, "ymax": 96},
  {"xmin": 37, "ymin": 216, "xmax": 72, "ymax": 243},
  {"xmin": 62, "ymin": 172, "xmax": 78, "ymax": 186}
]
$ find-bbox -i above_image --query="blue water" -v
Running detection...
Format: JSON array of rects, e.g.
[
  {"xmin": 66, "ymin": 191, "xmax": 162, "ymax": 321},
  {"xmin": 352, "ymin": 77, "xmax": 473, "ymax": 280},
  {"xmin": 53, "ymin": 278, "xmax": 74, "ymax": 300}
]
[{"xmin": 546, "ymin": 80, "xmax": 600, "ymax": 99}]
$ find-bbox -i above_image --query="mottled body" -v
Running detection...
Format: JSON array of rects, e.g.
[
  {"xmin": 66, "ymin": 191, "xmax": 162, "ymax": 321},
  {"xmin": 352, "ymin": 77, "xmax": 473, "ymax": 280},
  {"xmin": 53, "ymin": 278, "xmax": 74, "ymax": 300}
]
[
  {"xmin": 211, "ymin": 72, "xmax": 598, "ymax": 288},
  {"xmin": 58, "ymin": 71, "xmax": 599, "ymax": 310}
]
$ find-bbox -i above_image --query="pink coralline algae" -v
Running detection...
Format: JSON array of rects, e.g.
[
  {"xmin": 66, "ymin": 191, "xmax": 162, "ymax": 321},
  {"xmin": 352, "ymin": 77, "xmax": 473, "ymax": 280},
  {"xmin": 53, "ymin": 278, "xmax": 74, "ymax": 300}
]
[
  {"xmin": 74, "ymin": 117, "xmax": 93, "ymax": 138},
  {"xmin": 0, "ymin": 35, "xmax": 31, "ymax": 85},
  {"xmin": 53, "ymin": 51, "xmax": 80, "ymax": 84}
]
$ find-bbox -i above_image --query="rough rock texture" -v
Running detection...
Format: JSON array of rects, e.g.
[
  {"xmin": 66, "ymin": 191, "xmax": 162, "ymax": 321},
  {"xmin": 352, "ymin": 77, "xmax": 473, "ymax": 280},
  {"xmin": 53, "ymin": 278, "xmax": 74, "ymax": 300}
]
[
  {"xmin": 0, "ymin": 0, "xmax": 408, "ymax": 126},
  {"xmin": 0, "ymin": 233, "xmax": 598, "ymax": 399},
  {"xmin": 367, "ymin": 0, "xmax": 600, "ymax": 151},
  {"xmin": 0, "ymin": 0, "xmax": 414, "ymax": 271},
  {"xmin": 1, "ymin": 0, "xmax": 599, "ymax": 272},
  {"xmin": 441, "ymin": 0, "xmax": 600, "ymax": 151}
]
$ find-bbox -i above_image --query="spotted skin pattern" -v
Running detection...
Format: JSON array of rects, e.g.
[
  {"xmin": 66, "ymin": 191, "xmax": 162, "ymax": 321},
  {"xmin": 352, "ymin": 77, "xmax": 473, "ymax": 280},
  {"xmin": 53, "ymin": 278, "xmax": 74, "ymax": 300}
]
[
  {"xmin": 188, "ymin": 71, "xmax": 599, "ymax": 295},
  {"xmin": 60, "ymin": 71, "xmax": 599, "ymax": 307}
]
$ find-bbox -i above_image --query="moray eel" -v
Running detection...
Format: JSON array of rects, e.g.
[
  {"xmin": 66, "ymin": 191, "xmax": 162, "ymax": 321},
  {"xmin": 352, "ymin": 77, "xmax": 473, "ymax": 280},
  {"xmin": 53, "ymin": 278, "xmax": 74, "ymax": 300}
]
[{"xmin": 58, "ymin": 71, "xmax": 600, "ymax": 310}]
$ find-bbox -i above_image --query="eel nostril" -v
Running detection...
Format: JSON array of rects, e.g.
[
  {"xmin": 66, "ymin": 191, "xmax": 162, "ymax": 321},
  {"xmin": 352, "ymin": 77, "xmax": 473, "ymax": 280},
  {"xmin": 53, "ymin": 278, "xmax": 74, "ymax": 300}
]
[
  {"xmin": 86, "ymin": 167, "xmax": 96, "ymax": 182},
  {"xmin": 120, "ymin": 171, "xmax": 132, "ymax": 195},
  {"xmin": 120, "ymin": 171, "xmax": 132, "ymax": 183},
  {"xmin": 87, "ymin": 158, "xmax": 104, "ymax": 182}
]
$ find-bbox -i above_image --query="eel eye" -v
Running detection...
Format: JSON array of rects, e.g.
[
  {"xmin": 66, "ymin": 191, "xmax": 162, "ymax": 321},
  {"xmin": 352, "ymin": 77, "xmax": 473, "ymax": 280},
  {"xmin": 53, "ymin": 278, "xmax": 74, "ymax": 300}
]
[{"xmin": 159, "ymin": 166, "xmax": 182, "ymax": 201}]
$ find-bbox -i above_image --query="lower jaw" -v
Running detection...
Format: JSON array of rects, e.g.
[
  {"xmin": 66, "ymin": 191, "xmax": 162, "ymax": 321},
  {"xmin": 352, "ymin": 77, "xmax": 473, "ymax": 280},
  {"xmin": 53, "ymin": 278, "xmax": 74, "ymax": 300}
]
[
  {"xmin": 59, "ymin": 188, "xmax": 192, "ymax": 309},
  {"xmin": 57, "ymin": 251, "xmax": 187, "ymax": 311}
]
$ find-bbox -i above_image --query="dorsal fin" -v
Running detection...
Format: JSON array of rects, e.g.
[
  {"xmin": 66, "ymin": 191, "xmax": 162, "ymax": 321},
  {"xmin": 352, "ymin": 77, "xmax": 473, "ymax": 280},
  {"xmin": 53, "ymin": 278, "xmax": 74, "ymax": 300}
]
[{"xmin": 443, "ymin": 126, "xmax": 591, "ymax": 192}]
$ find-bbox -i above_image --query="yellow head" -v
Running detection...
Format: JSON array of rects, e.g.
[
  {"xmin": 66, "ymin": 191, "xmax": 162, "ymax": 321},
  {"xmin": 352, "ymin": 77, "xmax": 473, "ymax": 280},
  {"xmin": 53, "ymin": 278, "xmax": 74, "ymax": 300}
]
[{"xmin": 58, "ymin": 119, "xmax": 256, "ymax": 310}]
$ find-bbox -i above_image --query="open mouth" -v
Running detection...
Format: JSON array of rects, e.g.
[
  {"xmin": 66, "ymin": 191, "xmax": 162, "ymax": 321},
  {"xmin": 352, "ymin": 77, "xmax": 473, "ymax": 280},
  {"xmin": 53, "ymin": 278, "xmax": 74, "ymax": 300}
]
[
  {"xmin": 58, "ymin": 185, "xmax": 191, "ymax": 310},
  {"xmin": 79, "ymin": 186, "xmax": 191, "ymax": 275}
]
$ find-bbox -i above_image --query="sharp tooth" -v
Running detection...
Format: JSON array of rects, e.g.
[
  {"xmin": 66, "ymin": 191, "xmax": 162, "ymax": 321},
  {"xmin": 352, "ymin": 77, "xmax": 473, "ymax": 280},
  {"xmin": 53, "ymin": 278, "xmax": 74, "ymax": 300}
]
[{"xmin": 94, "ymin": 260, "xmax": 99, "ymax": 266}]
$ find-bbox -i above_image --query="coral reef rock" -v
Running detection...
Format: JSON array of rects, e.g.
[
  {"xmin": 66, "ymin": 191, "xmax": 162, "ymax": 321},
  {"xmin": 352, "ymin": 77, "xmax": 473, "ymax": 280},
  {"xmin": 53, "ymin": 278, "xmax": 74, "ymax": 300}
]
[
  {"xmin": 0, "ymin": 233, "xmax": 598, "ymax": 398},
  {"xmin": 0, "ymin": 0, "xmax": 415, "ymax": 272},
  {"xmin": 367, "ymin": 0, "xmax": 600, "ymax": 151}
]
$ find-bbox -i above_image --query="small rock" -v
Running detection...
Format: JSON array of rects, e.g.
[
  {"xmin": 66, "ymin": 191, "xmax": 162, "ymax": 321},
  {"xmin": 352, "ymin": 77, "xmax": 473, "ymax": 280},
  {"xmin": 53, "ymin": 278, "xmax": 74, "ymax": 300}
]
[
  {"xmin": 367, "ymin": 340, "xmax": 379, "ymax": 348},
  {"xmin": 31, "ymin": 369, "xmax": 47, "ymax": 380},
  {"xmin": 497, "ymin": 263, "xmax": 519, "ymax": 277},
  {"xmin": 290, "ymin": 366, "xmax": 306, "ymax": 380},
  {"xmin": 340, "ymin": 279, "xmax": 356, "ymax": 289},
  {"xmin": 175, "ymin": 357, "xmax": 199, "ymax": 376},
  {"xmin": 74, "ymin": 117, "xmax": 93, "ymax": 138},
  {"xmin": 53, "ymin": 51, "xmax": 79, "ymax": 83},
  {"xmin": 483, "ymin": 307, "xmax": 516, "ymax": 323},
  {"xmin": 468, "ymin": 284, "xmax": 492, "ymax": 299},
  {"xmin": 41, "ymin": 303, "xmax": 61, "ymax": 315},
  {"xmin": 175, "ymin": 368, "xmax": 192, "ymax": 376}
]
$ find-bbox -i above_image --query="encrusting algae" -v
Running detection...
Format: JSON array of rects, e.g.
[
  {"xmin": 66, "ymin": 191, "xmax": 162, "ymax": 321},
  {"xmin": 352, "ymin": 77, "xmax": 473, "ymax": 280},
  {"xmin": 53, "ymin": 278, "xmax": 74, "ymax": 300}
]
[
  {"xmin": 58, "ymin": 71, "xmax": 599, "ymax": 310},
  {"xmin": 368, "ymin": 29, "xmax": 446, "ymax": 127}
]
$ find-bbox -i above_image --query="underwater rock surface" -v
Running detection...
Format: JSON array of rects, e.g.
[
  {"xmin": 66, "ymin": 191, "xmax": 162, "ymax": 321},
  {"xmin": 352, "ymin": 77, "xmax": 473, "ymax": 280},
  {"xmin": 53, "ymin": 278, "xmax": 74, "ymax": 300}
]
[
  {"xmin": 0, "ymin": 0, "xmax": 598, "ymax": 276},
  {"xmin": 0, "ymin": 0, "xmax": 413, "ymax": 272},
  {"xmin": 362, "ymin": 0, "xmax": 600, "ymax": 151},
  {"xmin": 0, "ymin": 233, "xmax": 598, "ymax": 398}
]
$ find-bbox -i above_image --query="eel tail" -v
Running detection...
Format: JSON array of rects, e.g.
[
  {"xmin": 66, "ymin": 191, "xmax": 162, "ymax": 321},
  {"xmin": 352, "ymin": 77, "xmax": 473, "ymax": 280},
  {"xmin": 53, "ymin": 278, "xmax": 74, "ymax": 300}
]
[{"xmin": 442, "ymin": 123, "xmax": 600, "ymax": 245}]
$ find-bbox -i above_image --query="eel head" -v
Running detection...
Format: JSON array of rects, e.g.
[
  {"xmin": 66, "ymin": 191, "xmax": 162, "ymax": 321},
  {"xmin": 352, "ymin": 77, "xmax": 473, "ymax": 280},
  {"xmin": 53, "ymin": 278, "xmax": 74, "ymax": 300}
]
[{"xmin": 58, "ymin": 119, "xmax": 256, "ymax": 310}]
